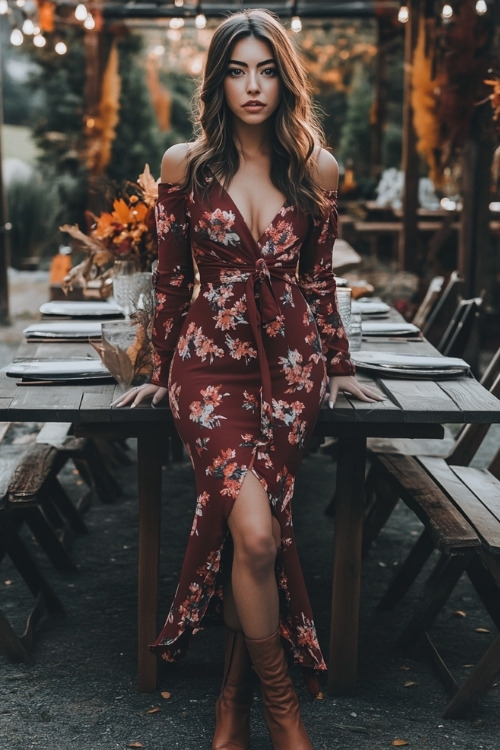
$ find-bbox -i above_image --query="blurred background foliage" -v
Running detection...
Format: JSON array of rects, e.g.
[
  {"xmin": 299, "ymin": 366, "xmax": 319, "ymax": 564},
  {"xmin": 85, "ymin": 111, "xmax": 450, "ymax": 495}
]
[{"xmin": 1, "ymin": 16, "xmax": 404, "ymax": 267}]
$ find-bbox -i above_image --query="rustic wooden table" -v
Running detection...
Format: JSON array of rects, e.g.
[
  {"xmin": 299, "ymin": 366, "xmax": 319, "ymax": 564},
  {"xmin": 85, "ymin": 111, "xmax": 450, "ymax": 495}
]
[{"xmin": 2, "ymin": 333, "xmax": 500, "ymax": 695}]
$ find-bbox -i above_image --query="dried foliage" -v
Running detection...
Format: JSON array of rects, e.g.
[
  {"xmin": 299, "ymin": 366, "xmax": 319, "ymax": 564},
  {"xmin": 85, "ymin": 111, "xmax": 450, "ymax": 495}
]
[{"xmin": 60, "ymin": 165, "xmax": 158, "ymax": 294}]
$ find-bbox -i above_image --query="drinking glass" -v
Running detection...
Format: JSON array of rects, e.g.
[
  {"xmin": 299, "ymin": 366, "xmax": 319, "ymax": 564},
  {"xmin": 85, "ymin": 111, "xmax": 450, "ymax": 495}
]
[
  {"xmin": 113, "ymin": 260, "xmax": 139, "ymax": 318},
  {"xmin": 336, "ymin": 287, "xmax": 352, "ymax": 335},
  {"xmin": 349, "ymin": 313, "xmax": 363, "ymax": 351}
]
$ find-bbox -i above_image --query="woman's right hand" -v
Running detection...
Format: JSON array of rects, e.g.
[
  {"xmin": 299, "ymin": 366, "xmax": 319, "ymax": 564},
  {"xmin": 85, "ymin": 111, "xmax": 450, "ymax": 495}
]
[{"xmin": 111, "ymin": 383, "xmax": 168, "ymax": 409}]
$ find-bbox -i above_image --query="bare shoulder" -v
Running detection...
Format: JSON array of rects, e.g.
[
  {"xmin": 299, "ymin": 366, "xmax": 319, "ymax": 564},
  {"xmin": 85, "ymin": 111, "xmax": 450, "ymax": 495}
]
[
  {"xmin": 160, "ymin": 143, "xmax": 190, "ymax": 184},
  {"xmin": 313, "ymin": 148, "xmax": 339, "ymax": 192}
]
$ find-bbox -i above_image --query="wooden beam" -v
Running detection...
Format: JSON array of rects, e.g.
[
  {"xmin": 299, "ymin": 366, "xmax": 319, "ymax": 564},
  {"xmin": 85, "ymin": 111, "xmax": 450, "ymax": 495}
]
[{"xmin": 398, "ymin": 0, "xmax": 420, "ymax": 275}]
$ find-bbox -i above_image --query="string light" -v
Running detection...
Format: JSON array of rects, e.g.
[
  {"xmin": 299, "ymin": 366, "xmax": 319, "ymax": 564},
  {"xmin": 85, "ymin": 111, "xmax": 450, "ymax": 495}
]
[
  {"xmin": 10, "ymin": 27, "xmax": 23, "ymax": 45},
  {"xmin": 75, "ymin": 3, "xmax": 87, "ymax": 21},
  {"xmin": 55, "ymin": 40, "xmax": 67, "ymax": 55},
  {"xmin": 33, "ymin": 33, "xmax": 46, "ymax": 47},
  {"xmin": 291, "ymin": 15, "xmax": 302, "ymax": 33},
  {"xmin": 83, "ymin": 13, "xmax": 95, "ymax": 30},
  {"xmin": 174, "ymin": 0, "xmax": 184, "ymax": 6},
  {"xmin": 441, "ymin": 3, "xmax": 454, "ymax": 19},
  {"xmin": 398, "ymin": 4, "xmax": 409, "ymax": 23},
  {"xmin": 15, "ymin": 0, "xmax": 25, "ymax": 7},
  {"xmin": 0, "ymin": 0, "xmax": 9, "ymax": 14},
  {"xmin": 195, "ymin": 12, "xmax": 207, "ymax": 29},
  {"xmin": 21, "ymin": 17, "xmax": 34, "ymax": 34},
  {"xmin": 475, "ymin": 0, "xmax": 487, "ymax": 14},
  {"xmin": 169, "ymin": 17, "xmax": 184, "ymax": 29}
]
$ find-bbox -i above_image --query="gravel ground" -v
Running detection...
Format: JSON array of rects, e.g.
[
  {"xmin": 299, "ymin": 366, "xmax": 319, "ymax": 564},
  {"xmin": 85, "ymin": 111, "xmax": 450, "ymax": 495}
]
[{"xmin": 1, "ymin": 271, "xmax": 500, "ymax": 750}]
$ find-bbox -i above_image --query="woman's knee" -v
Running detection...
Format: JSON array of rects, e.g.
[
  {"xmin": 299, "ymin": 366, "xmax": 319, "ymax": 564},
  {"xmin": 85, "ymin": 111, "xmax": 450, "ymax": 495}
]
[{"xmin": 233, "ymin": 530, "xmax": 277, "ymax": 578}]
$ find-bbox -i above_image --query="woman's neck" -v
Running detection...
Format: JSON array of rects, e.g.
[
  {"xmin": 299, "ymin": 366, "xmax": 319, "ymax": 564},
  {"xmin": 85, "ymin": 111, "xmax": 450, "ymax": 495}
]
[{"xmin": 232, "ymin": 122, "xmax": 273, "ymax": 163}]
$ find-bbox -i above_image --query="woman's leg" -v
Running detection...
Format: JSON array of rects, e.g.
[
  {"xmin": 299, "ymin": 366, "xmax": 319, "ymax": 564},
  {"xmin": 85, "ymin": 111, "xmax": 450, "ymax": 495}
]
[
  {"xmin": 227, "ymin": 471, "xmax": 313, "ymax": 750},
  {"xmin": 227, "ymin": 470, "xmax": 280, "ymax": 638}
]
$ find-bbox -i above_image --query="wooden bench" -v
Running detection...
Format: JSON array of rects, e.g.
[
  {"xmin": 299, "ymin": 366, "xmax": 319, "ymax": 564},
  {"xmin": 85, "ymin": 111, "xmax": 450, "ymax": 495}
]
[
  {"xmin": 363, "ymin": 347, "xmax": 500, "ymax": 555},
  {"xmin": 0, "ymin": 421, "xmax": 102, "ymax": 660},
  {"xmin": 372, "ymin": 404, "xmax": 500, "ymax": 717}
]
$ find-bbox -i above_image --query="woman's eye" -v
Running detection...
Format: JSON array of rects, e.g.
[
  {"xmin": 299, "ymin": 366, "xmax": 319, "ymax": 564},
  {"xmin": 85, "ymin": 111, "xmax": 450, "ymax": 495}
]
[
  {"xmin": 228, "ymin": 68, "xmax": 243, "ymax": 77},
  {"xmin": 262, "ymin": 68, "xmax": 277, "ymax": 77}
]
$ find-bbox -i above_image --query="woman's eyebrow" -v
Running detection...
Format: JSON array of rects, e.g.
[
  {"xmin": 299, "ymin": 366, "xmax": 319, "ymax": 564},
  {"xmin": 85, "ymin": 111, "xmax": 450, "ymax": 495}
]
[{"xmin": 228, "ymin": 58, "xmax": 276, "ymax": 67}]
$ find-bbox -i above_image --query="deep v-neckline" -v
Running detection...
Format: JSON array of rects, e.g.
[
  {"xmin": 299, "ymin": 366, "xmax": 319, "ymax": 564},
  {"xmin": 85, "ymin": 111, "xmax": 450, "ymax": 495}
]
[{"xmin": 214, "ymin": 179, "xmax": 287, "ymax": 246}]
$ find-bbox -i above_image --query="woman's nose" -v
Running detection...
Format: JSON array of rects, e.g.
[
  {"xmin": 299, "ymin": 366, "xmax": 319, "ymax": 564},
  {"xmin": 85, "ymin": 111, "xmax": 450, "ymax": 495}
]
[{"xmin": 247, "ymin": 72, "xmax": 260, "ymax": 93}]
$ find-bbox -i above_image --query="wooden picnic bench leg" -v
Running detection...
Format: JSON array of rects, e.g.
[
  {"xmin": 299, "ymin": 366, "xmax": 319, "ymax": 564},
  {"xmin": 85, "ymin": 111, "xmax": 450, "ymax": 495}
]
[
  {"xmin": 398, "ymin": 552, "xmax": 473, "ymax": 651},
  {"xmin": 328, "ymin": 434, "xmax": 366, "ymax": 695},
  {"xmin": 137, "ymin": 431, "xmax": 163, "ymax": 693},
  {"xmin": 443, "ymin": 633, "xmax": 500, "ymax": 719},
  {"xmin": 379, "ymin": 528, "xmax": 435, "ymax": 610}
]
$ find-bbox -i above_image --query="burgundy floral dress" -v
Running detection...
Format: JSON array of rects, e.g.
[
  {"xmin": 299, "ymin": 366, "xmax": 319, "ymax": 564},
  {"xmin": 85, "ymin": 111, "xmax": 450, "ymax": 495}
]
[{"xmin": 149, "ymin": 175, "xmax": 354, "ymax": 681}]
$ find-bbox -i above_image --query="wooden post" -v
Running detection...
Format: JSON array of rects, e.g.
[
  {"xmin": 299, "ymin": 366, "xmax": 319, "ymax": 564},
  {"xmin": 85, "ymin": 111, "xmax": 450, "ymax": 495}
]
[
  {"xmin": 0, "ymin": 22, "xmax": 11, "ymax": 325},
  {"xmin": 398, "ymin": 0, "xmax": 420, "ymax": 274}
]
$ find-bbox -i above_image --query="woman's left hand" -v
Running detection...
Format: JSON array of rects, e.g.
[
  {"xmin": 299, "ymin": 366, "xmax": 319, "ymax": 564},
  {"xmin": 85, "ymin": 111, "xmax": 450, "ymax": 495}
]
[{"xmin": 328, "ymin": 375, "xmax": 384, "ymax": 408}]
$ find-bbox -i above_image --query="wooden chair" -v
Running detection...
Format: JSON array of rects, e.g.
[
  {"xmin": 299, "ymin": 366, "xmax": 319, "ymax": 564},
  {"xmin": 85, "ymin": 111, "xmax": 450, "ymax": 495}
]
[
  {"xmin": 411, "ymin": 275, "xmax": 445, "ymax": 330},
  {"xmin": 437, "ymin": 296, "xmax": 483, "ymax": 373},
  {"xmin": 370, "ymin": 374, "xmax": 500, "ymax": 717},
  {"xmin": 421, "ymin": 270, "xmax": 464, "ymax": 348}
]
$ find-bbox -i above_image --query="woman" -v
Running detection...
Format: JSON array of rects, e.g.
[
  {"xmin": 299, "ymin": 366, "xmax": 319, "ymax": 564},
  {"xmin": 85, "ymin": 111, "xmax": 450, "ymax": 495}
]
[{"xmin": 114, "ymin": 9, "xmax": 382, "ymax": 749}]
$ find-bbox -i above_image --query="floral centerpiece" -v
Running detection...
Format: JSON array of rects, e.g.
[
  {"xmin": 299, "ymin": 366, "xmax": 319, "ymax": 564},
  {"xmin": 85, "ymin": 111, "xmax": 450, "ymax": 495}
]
[{"xmin": 60, "ymin": 164, "xmax": 159, "ymax": 296}]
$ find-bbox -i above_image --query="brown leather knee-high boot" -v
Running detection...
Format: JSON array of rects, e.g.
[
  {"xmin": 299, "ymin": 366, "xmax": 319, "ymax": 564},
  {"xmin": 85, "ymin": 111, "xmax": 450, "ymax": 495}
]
[
  {"xmin": 245, "ymin": 630, "xmax": 313, "ymax": 750},
  {"xmin": 212, "ymin": 628, "xmax": 254, "ymax": 750}
]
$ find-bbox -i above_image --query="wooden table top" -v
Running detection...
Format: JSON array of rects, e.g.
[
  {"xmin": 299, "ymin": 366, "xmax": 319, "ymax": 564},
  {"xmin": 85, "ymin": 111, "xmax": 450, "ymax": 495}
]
[{"xmin": 1, "ymin": 337, "xmax": 499, "ymax": 432}]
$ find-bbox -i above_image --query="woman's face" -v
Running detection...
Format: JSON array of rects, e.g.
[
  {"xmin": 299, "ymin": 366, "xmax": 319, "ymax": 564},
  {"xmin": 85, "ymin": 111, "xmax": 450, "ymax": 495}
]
[{"xmin": 223, "ymin": 36, "xmax": 281, "ymax": 128}]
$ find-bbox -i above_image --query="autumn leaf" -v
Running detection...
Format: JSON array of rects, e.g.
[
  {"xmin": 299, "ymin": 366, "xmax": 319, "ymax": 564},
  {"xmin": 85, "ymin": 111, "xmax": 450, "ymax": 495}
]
[
  {"xmin": 404, "ymin": 680, "xmax": 418, "ymax": 688},
  {"xmin": 392, "ymin": 740, "xmax": 409, "ymax": 747},
  {"xmin": 475, "ymin": 627, "xmax": 492, "ymax": 634},
  {"xmin": 126, "ymin": 743, "xmax": 144, "ymax": 749},
  {"xmin": 452, "ymin": 610, "xmax": 466, "ymax": 618},
  {"xmin": 161, "ymin": 691, "xmax": 172, "ymax": 700}
]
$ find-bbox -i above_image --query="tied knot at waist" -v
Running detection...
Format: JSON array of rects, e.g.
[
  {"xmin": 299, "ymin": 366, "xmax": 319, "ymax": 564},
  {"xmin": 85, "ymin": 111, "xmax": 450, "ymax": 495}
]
[{"xmin": 200, "ymin": 260, "xmax": 297, "ymax": 324}]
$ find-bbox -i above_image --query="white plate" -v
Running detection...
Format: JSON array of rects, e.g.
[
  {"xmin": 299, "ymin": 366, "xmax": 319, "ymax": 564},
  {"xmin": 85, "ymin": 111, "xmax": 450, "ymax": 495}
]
[
  {"xmin": 23, "ymin": 321, "xmax": 106, "ymax": 339},
  {"xmin": 351, "ymin": 299, "xmax": 391, "ymax": 316},
  {"xmin": 352, "ymin": 361, "xmax": 468, "ymax": 379},
  {"xmin": 40, "ymin": 301, "xmax": 123, "ymax": 317},
  {"xmin": 361, "ymin": 321, "xmax": 421, "ymax": 336},
  {"xmin": 3, "ymin": 358, "xmax": 112, "ymax": 380}
]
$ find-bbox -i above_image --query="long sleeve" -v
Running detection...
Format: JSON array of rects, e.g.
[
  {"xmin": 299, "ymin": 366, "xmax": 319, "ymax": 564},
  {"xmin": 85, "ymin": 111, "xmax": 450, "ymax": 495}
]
[
  {"xmin": 150, "ymin": 182, "xmax": 194, "ymax": 387},
  {"xmin": 297, "ymin": 190, "xmax": 355, "ymax": 377}
]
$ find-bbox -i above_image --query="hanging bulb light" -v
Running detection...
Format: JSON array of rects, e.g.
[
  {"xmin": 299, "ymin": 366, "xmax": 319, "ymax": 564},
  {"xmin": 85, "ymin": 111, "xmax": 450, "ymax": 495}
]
[
  {"xmin": 33, "ymin": 33, "xmax": 46, "ymax": 48},
  {"xmin": 0, "ymin": 0, "xmax": 9, "ymax": 15},
  {"xmin": 10, "ymin": 28, "xmax": 24, "ymax": 46},
  {"xmin": 16, "ymin": 0, "xmax": 26, "ymax": 7},
  {"xmin": 169, "ymin": 17, "xmax": 184, "ymax": 29},
  {"xmin": 195, "ymin": 12, "xmax": 206, "ymax": 29},
  {"xmin": 75, "ymin": 3, "xmax": 87, "ymax": 21},
  {"xmin": 55, "ymin": 40, "xmax": 68, "ymax": 55},
  {"xmin": 291, "ymin": 15, "xmax": 302, "ymax": 33},
  {"xmin": 174, "ymin": 0, "xmax": 184, "ymax": 6},
  {"xmin": 441, "ymin": 3, "xmax": 454, "ymax": 19},
  {"xmin": 475, "ymin": 0, "xmax": 487, "ymax": 14},
  {"xmin": 22, "ymin": 18, "xmax": 35, "ymax": 35},
  {"xmin": 83, "ymin": 13, "xmax": 95, "ymax": 30},
  {"xmin": 398, "ymin": 4, "xmax": 409, "ymax": 23}
]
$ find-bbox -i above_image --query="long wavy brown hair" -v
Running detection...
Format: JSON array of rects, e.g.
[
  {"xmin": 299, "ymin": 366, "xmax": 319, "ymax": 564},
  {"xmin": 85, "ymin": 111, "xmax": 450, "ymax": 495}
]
[{"xmin": 183, "ymin": 9, "xmax": 330, "ymax": 216}]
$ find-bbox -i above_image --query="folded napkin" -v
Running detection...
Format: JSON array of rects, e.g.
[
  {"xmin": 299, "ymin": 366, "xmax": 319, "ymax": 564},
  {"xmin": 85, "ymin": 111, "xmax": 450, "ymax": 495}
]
[
  {"xmin": 352, "ymin": 351, "xmax": 469, "ymax": 370},
  {"xmin": 2, "ymin": 358, "xmax": 112, "ymax": 380},
  {"xmin": 23, "ymin": 321, "xmax": 105, "ymax": 339},
  {"xmin": 40, "ymin": 300, "xmax": 123, "ymax": 317},
  {"xmin": 361, "ymin": 321, "xmax": 421, "ymax": 336},
  {"xmin": 352, "ymin": 299, "xmax": 390, "ymax": 316}
]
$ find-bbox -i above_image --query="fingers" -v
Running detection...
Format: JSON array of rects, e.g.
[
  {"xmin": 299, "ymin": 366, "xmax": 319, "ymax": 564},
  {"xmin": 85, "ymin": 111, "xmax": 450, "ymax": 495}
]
[
  {"xmin": 328, "ymin": 381, "xmax": 339, "ymax": 409},
  {"xmin": 111, "ymin": 385, "xmax": 150, "ymax": 408}
]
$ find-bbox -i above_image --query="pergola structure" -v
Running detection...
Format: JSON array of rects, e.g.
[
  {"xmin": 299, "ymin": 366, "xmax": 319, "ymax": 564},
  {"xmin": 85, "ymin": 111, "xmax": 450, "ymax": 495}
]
[{"xmin": 0, "ymin": 0, "xmax": 498, "ymax": 323}]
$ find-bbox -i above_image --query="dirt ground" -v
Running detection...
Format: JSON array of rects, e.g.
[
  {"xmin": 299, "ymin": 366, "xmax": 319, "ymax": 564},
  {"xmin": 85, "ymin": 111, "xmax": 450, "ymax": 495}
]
[{"xmin": 1, "ymin": 272, "xmax": 500, "ymax": 750}]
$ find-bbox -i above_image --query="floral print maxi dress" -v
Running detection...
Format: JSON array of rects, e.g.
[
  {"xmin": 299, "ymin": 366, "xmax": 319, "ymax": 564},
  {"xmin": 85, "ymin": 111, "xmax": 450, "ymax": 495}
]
[{"xmin": 149, "ymin": 177, "xmax": 354, "ymax": 682}]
